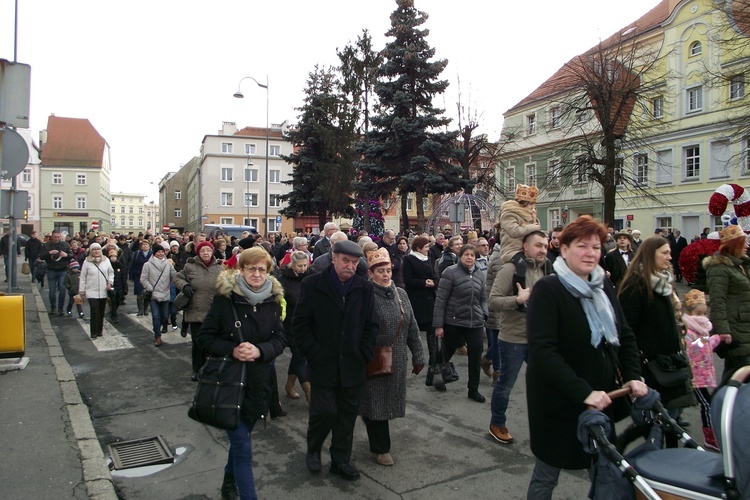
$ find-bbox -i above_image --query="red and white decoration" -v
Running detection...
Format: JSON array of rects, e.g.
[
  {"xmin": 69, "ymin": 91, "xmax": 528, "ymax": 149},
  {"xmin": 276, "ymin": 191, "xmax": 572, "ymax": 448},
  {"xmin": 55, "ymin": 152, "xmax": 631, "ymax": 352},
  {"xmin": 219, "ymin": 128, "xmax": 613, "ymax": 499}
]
[{"xmin": 708, "ymin": 183, "xmax": 750, "ymax": 232}]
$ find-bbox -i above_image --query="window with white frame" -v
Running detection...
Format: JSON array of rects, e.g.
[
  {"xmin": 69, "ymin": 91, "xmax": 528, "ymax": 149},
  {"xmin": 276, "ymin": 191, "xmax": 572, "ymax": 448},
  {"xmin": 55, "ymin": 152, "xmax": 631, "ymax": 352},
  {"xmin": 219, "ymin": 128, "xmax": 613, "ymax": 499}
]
[
  {"xmin": 635, "ymin": 154, "xmax": 649, "ymax": 185},
  {"xmin": 549, "ymin": 107, "xmax": 561, "ymax": 129},
  {"xmin": 53, "ymin": 196, "xmax": 62, "ymax": 209},
  {"xmin": 221, "ymin": 167, "xmax": 233, "ymax": 181},
  {"xmin": 147, "ymin": 210, "xmax": 151, "ymax": 217},
  {"xmin": 129, "ymin": 217, "xmax": 134, "ymax": 226},
  {"xmin": 652, "ymin": 96, "xmax": 664, "ymax": 118},
  {"xmin": 690, "ymin": 41, "xmax": 702, "ymax": 56},
  {"xmin": 406, "ymin": 196, "xmax": 413, "ymax": 211},
  {"xmin": 244, "ymin": 218, "xmax": 258, "ymax": 227},
  {"xmin": 687, "ymin": 86, "xmax": 703, "ymax": 113},
  {"xmin": 268, "ymin": 218, "xmax": 280, "ymax": 232},
  {"xmin": 221, "ymin": 192, "xmax": 233, "ymax": 206},
  {"xmin": 269, "ymin": 169, "xmax": 281, "ymax": 183},
  {"xmin": 575, "ymin": 156, "xmax": 588, "ymax": 184},
  {"xmin": 655, "ymin": 149, "xmax": 674, "ymax": 185},
  {"xmin": 547, "ymin": 159, "xmax": 561, "ymax": 187},
  {"xmin": 220, "ymin": 217, "xmax": 234, "ymax": 225},
  {"xmin": 713, "ymin": 216, "xmax": 725, "ymax": 232},
  {"xmin": 245, "ymin": 168, "xmax": 258, "ymax": 182},
  {"xmin": 526, "ymin": 114, "xmax": 537, "ymax": 135},
  {"xmin": 111, "ymin": 217, "xmax": 116, "ymax": 226},
  {"xmin": 76, "ymin": 174, "xmax": 86, "ymax": 185},
  {"xmin": 549, "ymin": 209, "xmax": 561, "ymax": 228},
  {"xmin": 138, "ymin": 217, "xmax": 143, "ymax": 226},
  {"xmin": 710, "ymin": 140, "xmax": 731, "ymax": 178},
  {"xmin": 174, "ymin": 190, "xmax": 181, "ymax": 200},
  {"xmin": 221, "ymin": 142, "xmax": 233, "ymax": 154},
  {"xmin": 575, "ymin": 109, "xmax": 588, "ymax": 123},
  {"xmin": 505, "ymin": 167, "xmax": 515, "ymax": 194},
  {"xmin": 174, "ymin": 208, "xmax": 182, "ymax": 218},
  {"xmin": 120, "ymin": 206, "xmax": 125, "ymax": 213},
  {"xmin": 245, "ymin": 143, "xmax": 256, "ymax": 155},
  {"xmin": 744, "ymin": 138, "xmax": 750, "ymax": 174},
  {"xmin": 120, "ymin": 216, "xmax": 125, "ymax": 226},
  {"xmin": 526, "ymin": 164, "xmax": 537, "ymax": 186},
  {"xmin": 52, "ymin": 173, "xmax": 63, "ymax": 184},
  {"xmin": 615, "ymin": 158, "xmax": 625, "ymax": 187},
  {"xmin": 245, "ymin": 193, "xmax": 258, "ymax": 206},
  {"xmin": 129, "ymin": 206, "xmax": 134, "ymax": 213},
  {"xmin": 76, "ymin": 195, "xmax": 87, "ymax": 209},
  {"xmin": 22, "ymin": 169, "xmax": 32, "ymax": 183},
  {"xmin": 684, "ymin": 146, "xmax": 700, "ymax": 179},
  {"xmin": 269, "ymin": 194, "xmax": 282, "ymax": 207},
  {"xmin": 270, "ymin": 145, "xmax": 281, "ymax": 156},
  {"xmin": 111, "ymin": 205, "xmax": 116, "ymax": 213},
  {"xmin": 730, "ymin": 75, "xmax": 745, "ymax": 100},
  {"xmin": 139, "ymin": 206, "xmax": 143, "ymax": 214},
  {"xmin": 657, "ymin": 217, "xmax": 673, "ymax": 233},
  {"xmin": 27, "ymin": 195, "xmax": 32, "ymax": 214}
]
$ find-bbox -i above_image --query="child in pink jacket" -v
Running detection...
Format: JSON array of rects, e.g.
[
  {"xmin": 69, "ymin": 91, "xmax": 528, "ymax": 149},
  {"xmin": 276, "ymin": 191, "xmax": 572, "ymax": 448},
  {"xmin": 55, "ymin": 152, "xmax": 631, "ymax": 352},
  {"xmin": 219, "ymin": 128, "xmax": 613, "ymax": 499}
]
[{"xmin": 681, "ymin": 289, "xmax": 731, "ymax": 451}]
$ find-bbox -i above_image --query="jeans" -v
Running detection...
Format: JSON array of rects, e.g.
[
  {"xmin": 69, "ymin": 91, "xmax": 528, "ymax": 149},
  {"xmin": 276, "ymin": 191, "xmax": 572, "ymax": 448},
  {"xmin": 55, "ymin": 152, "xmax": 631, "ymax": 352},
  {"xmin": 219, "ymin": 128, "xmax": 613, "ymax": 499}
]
[
  {"xmin": 225, "ymin": 418, "xmax": 258, "ymax": 500},
  {"xmin": 490, "ymin": 340, "xmax": 528, "ymax": 426},
  {"xmin": 149, "ymin": 300, "xmax": 170, "ymax": 338},
  {"xmin": 485, "ymin": 328, "xmax": 500, "ymax": 371},
  {"xmin": 47, "ymin": 269, "xmax": 67, "ymax": 310}
]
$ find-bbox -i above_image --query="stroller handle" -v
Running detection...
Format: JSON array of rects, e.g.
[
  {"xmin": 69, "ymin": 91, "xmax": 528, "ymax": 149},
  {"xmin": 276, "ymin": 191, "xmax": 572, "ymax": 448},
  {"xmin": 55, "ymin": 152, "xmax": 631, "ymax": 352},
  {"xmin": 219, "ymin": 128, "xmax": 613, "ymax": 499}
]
[{"xmin": 586, "ymin": 386, "xmax": 632, "ymax": 410}]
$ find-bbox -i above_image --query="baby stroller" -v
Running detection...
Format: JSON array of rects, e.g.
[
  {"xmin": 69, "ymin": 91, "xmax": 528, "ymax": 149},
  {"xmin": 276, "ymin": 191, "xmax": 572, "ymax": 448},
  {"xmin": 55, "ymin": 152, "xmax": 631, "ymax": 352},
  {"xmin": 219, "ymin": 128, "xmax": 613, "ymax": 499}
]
[{"xmin": 578, "ymin": 366, "xmax": 750, "ymax": 499}]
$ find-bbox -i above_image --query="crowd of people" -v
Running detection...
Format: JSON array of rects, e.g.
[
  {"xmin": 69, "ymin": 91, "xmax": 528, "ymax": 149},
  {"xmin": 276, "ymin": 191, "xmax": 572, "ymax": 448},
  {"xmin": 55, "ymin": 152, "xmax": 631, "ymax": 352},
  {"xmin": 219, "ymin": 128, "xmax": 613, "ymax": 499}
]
[{"xmin": 10, "ymin": 186, "xmax": 749, "ymax": 498}]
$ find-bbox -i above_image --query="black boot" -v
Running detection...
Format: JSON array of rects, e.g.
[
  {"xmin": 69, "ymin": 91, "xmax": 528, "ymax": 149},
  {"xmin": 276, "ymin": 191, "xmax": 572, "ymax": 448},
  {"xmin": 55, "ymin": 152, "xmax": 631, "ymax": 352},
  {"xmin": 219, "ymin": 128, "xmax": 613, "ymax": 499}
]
[
  {"xmin": 136, "ymin": 296, "xmax": 144, "ymax": 316},
  {"xmin": 220, "ymin": 472, "xmax": 238, "ymax": 500},
  {"xmin": 269, "ymin": 369, "xmax": 287, "ymax": 418}
]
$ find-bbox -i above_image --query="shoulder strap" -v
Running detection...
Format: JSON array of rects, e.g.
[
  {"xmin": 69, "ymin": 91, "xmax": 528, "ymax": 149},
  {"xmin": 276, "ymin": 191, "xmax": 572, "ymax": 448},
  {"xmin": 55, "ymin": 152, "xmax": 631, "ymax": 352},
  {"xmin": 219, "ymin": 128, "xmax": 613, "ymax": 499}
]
[{"xmin": 152, "ymin": 263, "xmax": 167, "ymax": 289}]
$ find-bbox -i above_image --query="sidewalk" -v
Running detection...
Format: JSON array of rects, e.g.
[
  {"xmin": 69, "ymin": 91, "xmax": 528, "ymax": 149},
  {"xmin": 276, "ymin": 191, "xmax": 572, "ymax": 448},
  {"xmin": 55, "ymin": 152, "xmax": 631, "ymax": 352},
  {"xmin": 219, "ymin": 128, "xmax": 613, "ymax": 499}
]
[{"xmin": 0, "ymin": 268, "xmax": 117, "ymax": 500}]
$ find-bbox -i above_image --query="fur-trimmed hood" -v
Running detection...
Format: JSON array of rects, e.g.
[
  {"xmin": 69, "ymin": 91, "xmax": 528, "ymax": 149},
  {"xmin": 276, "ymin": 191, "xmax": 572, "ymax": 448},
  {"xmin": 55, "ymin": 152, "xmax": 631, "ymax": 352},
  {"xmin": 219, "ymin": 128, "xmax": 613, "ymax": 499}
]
[
  {"xmin": 215, "ymin": 268, "xmax": 285, "ymax": 303},
  {"xmin": 702, "ymin": 252, "xmax": 748, "ymax": 269}
]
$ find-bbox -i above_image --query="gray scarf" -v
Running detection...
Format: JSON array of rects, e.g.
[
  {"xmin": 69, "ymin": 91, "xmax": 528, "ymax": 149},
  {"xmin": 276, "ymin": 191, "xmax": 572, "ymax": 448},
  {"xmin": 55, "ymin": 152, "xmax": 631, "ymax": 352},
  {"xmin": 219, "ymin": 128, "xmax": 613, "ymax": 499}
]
[
  {"xmin": 649, "ymin": 270, "xmax": 674, "ymax": 296},
  {"xmin": 553, "ymin": 258, "xmax": 619, "ymax": 348},
  {"xmin": 236, "ymin": 274, "xmax": 273, "ymax": 306}
]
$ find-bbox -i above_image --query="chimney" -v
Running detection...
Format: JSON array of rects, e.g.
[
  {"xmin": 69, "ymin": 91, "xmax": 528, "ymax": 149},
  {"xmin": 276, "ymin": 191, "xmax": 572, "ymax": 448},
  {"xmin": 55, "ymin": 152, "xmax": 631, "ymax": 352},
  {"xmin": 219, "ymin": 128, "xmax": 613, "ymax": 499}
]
[{"xmin": 221, "ymin": 121, "xmax": 237, "ymax": 135}]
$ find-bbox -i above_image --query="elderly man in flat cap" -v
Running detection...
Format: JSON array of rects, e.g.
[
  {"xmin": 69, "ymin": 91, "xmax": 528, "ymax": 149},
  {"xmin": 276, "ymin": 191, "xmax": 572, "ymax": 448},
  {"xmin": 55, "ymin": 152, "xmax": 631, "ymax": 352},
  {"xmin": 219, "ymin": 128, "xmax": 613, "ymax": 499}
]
[{"xmin": 293, "ymin": 239, "xmax": 379, "ymax": 481}]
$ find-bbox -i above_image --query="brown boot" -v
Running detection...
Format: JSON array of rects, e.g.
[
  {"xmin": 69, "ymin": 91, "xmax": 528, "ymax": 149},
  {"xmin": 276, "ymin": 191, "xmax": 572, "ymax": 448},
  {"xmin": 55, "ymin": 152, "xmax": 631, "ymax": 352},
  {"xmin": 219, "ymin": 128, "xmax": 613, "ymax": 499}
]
[
  {"xmin": 301, "ymin": 381, "xmax": 311, "ymax": 403},
  {"xmin": 285, "ymin": 375, "xmax": 300, "ymax": 399}
]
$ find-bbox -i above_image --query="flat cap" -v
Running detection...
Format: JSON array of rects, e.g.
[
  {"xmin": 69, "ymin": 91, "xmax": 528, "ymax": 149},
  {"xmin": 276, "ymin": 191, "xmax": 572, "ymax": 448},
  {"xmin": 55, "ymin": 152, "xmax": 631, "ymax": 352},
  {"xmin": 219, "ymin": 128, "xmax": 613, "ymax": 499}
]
[{"xmin": 333, "ymin": 239, "xmax": 364, "ymax": 257}]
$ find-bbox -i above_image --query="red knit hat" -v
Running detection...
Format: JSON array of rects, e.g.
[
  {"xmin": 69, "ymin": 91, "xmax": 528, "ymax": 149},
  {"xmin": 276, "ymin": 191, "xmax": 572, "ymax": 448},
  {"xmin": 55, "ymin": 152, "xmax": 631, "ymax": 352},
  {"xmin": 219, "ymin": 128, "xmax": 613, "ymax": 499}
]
[{"xmin": 196, "ymin": 241, "xmax": 215, "ymax": 254}]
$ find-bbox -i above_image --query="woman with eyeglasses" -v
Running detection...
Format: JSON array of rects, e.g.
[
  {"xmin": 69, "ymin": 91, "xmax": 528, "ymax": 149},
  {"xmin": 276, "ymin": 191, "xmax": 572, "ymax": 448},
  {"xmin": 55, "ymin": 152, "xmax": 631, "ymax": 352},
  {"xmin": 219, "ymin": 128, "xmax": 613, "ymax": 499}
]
[{"xmin": 196, "ymin": 247, "xmax": 286, "ymax": 499}]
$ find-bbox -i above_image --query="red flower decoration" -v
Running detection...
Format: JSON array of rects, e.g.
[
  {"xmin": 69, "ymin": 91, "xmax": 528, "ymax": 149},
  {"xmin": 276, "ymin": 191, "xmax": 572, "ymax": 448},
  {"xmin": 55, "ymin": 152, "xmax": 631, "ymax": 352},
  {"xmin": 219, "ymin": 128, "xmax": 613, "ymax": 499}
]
[{"xmin": 678, "ymin": 238, "xmax": 720, "ymax": 284}]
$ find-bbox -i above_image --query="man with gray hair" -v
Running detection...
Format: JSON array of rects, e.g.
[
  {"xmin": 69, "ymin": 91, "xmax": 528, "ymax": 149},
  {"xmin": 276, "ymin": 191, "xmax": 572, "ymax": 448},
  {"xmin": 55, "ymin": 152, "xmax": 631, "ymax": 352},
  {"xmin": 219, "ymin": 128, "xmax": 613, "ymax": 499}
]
[
  {"xmin": 311, "ymin": 231, "xmax": 347, "ymax": 273},
  {"xmin": 313, "ymin": 222, "xmax": 338, "ymax": 260}
]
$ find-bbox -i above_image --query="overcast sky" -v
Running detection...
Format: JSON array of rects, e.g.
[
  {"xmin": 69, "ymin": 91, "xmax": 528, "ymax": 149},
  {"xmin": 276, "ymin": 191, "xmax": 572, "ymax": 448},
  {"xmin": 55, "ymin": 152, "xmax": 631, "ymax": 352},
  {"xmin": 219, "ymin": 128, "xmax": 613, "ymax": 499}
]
[{"xmin": 1, "ymin": 0, "xmax": 661, "ymax": 201}]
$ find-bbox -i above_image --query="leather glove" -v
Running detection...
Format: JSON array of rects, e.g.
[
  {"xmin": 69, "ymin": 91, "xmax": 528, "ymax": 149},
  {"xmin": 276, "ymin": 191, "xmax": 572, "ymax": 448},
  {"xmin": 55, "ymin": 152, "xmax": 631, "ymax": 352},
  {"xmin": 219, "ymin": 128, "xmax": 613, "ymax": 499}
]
[
  {"xmin": 182, "ymin": 285, "xmax": 194, "ymax": 298},
  {"xmin": 412, "ymin": 364, "xmax": 425, "ymax": 375}
]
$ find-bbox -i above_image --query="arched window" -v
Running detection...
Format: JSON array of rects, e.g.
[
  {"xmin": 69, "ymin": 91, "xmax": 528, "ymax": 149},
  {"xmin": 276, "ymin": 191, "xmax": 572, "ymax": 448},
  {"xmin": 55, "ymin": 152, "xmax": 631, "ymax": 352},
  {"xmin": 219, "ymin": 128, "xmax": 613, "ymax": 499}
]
[{"xmin": 690, "ymin": 41, "xmax": 702, "ymax": 56}]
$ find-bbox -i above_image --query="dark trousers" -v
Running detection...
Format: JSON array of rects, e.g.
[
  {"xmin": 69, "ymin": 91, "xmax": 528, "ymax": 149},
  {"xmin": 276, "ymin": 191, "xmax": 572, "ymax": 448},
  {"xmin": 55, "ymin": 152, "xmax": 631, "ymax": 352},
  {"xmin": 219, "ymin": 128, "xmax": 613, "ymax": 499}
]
[
  {"xmin": 286, "ymin": 341, "xmax": 308, "ymax": 383},
  {"xmin": 443, "ymin": 324, "xmax": 484, "ymax": 391},
  {"xmin": 29, "ymin": 259, "xmax": 38, "ymax": 282},
  {"xmin": 88, "ymin": 298, "xmax": 107, "ymax": 336},
  {"xmin": 189, "ymin": 322, "xmax": 205, "ymax": 374},
  {"xmin": 419, "ymin": 322, "xmax": 436, "ymax": 366},
  {"xmin": 109, "ymin": 293, "xmax": 122, "ymax": 319},
  {"xmin": 307, "ymin": 384, "xmax": 363, "ymax": 464},
  {"xmin": 362, "ymin": 416, "xmax": 390, "ymax": 454}
]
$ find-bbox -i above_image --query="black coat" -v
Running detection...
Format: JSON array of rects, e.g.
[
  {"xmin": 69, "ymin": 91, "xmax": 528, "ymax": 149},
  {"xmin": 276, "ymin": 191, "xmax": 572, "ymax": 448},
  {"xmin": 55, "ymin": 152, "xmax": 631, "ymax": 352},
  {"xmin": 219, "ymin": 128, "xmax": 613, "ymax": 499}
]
[
  {"xmin": 618, "ymin": 274, "xmax": 689, "ymax": 406},
  {"xmin": 111, "ymin": 258, "xmax": 128, "ymax": 295},
  {"xmin": 292, "ymin": 265, "xmax": 378, "ymax": 388},
  {"xmin": 526, "ymin": 275, "xmax": 641, "ymax": 469},
  {"xmin": 275, "ymin": 265, "xmax": 314, "ymax": 346},
  {"xmin": 196, "ymin": 280, "xmax": 286, "ymax": 421},
  {"xmin": 24, "ymin": 237, "xmax": 42, "ymax": 261},
  {"xmin": 402, "ymin": 253, "xmax": 436, "ymax": 326},
  {"xmin": 39, "ymin": 240, "xmax": 72, "ymax": 271},
  {"xmin": 603, "ymin": 249, "xmax": 632, "ymax": 288}
]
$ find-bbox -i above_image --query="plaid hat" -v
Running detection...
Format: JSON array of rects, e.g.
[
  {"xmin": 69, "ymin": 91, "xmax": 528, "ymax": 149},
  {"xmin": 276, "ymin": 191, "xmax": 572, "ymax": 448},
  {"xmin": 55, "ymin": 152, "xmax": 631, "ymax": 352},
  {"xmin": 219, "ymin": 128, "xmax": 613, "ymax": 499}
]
[
  {"xmin": 720, "ymin": 224, "xmax": 746, "ymax": 244},
  {"xmin": 69, "ymin": 260, "xmax": 80, "ymax": 270},
  {"xmin": 684, "ymin": 289, "xmax": 706, "ymax": 309}
]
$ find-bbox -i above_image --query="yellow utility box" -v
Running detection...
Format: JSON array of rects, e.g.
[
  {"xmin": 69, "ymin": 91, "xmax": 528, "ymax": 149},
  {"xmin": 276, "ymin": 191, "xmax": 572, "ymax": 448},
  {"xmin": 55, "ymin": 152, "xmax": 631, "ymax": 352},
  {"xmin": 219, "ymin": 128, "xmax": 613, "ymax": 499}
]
[{"xmin": 0, "ymin": 295, "xmax": 25, "ymax": 358}]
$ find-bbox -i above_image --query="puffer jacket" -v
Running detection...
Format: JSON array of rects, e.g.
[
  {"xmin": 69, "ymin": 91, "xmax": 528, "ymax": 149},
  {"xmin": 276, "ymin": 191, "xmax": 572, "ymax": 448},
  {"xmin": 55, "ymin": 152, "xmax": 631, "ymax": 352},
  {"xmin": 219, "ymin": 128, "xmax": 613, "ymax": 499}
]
[
  {"xmin": 704, "ymin": 253, "xmax": 750, "ymax": 357},
  {"xmin": 490, "ymin": 255, "xmax": 547, "ymax": 343},
  {"xmin": 79, "ymin": 256, "xmax": 114, "ymax": 299},
  {"xmin": 433, "ymin": 261, "xmax": 488, "ymax": 329},
  {"xmin": 140, "ymin": 256, "xmax": 176, "ymax": 302},
  {"xmin": 485, "ymin": 248, "xmax": 503, "ymax": 329},
  {"xmin": 196, "ymin": 270, "xmax": 287, "ymax": 421},
  {"xmin": 173, "ymin": 256, "xmax": 223, "ymax": 324}
]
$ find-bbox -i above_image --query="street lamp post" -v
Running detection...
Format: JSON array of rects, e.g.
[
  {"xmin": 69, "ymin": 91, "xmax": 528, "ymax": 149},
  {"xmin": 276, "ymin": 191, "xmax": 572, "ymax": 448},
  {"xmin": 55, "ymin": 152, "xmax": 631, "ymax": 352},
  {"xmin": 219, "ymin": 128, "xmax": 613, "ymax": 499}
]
[{"xmin": 234, "ymin": 76, "xmax": 269, "ymax": 236}]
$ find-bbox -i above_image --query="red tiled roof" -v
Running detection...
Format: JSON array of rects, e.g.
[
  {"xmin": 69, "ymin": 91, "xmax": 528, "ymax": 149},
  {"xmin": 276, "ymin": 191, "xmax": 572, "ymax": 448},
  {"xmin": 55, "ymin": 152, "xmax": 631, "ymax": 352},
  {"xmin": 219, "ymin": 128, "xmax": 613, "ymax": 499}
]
[
  {"xmin": 41, "ymin": 115, "xmax": 106, "ymax": 168},
  {"xmin": 234, "ymin": 126, "xmax": 284, "ymax": 139},
  {"xmin": 508, "ymin": 0, "xmax": 670, "ymax": 112}
]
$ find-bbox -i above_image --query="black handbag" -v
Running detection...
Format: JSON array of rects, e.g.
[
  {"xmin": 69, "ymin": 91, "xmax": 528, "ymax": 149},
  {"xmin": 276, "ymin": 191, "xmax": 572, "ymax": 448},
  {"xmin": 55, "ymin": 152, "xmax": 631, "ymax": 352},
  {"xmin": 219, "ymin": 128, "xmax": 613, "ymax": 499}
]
[
  {"xmin": 644, "ymin": 352, "xmax": 690, "ymax": 388},
  {"xmin": 188, "ymin": 304, "xmax": 246, "ymax": 430},
  {"xmin": 425, "ymin": 337, "xmax": 459, "ymax": 386},
  {"xmin": 174, "ymin": 292, "xmax": 191, "ymax": 311}
]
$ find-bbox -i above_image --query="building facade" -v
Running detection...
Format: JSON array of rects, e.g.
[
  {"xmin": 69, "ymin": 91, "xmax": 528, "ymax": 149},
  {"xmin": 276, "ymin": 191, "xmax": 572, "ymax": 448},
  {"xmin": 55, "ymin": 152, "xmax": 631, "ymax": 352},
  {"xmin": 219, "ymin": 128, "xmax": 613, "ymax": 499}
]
[
  {"xmin": 109, "ymin": 193, "xmax": 154, "ymax": 235},
  {"xmin": 158, "ymin": 157, "xmax": 195, "ymax": 234},
  {"xmin": 498, "ymin": 0, "xmax": 750, "ymax": 236},
  {"xmin": 39, "ymin": 116, "xmax": 111, "ymax": 236},
  {"xmin": 196, "ymin": 122, "xmax": 293, "ymax": 236}
]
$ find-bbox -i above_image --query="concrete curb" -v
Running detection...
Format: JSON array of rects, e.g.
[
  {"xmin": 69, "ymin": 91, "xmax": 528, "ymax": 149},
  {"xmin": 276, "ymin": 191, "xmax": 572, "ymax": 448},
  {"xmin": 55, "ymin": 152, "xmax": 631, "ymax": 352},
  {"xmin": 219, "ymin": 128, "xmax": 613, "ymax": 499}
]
[{"xmin": 32, "ymin": 284, "xmax": 119, "ymax": 500}]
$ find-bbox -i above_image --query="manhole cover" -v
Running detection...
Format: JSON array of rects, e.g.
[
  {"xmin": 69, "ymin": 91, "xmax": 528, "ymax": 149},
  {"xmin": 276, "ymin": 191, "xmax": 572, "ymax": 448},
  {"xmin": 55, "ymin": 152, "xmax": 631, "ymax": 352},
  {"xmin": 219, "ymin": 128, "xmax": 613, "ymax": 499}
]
[{"xmin": 108, "ymin": 435, "xmax": 175, "ymax": 470}]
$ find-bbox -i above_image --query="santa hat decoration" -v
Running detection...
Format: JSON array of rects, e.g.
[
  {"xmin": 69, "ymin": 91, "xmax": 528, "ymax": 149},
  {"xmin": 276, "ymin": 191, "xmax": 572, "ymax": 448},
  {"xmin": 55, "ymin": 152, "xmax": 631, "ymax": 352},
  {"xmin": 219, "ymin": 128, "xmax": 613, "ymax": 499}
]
[{"xmin": 708, "ymin": 183, "xmax": 750, "ymax": 232}]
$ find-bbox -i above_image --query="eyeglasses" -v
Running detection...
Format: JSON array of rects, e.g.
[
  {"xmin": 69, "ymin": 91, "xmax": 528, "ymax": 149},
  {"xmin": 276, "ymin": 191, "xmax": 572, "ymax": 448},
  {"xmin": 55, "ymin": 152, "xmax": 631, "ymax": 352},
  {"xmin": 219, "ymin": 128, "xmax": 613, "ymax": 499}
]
[{"xmin": 244, "ymin": 266, "xmax": 267, "ymax": 275}]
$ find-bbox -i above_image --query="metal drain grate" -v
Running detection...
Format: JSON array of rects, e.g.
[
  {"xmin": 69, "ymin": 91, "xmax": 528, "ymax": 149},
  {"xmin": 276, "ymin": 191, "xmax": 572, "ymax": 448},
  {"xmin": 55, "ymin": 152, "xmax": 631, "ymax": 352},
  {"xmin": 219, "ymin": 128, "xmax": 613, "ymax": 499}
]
[{"xmin": 107, "ymin": 435, "xmax": 175, "ymax": 470}]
